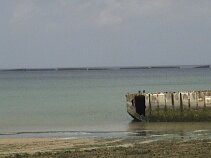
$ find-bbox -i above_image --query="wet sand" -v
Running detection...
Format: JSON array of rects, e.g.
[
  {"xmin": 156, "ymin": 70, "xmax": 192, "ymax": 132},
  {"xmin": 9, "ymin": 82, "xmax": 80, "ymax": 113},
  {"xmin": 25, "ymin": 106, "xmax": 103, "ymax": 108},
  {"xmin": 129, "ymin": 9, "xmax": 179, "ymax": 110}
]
[{"xmin": 1, "ymin": 137, "xmax": 211, "ymax": 158}]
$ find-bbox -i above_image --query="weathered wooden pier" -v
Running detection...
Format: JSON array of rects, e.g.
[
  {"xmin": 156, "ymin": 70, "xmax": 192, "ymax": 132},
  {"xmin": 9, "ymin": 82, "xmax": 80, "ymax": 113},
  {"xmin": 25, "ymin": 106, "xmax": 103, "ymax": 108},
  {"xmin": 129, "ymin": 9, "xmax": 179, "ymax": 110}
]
[{"xmin": 126, "ymin": 90, "xmax": 211, "ymax": 121}]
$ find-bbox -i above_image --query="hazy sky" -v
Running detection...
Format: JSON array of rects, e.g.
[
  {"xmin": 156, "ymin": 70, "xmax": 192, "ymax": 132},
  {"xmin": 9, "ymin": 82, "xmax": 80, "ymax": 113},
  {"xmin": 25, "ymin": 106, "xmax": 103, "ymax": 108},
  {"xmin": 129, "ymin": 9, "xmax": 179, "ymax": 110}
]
[{"xmin": 1, "ymin": 0, "xmax": 211, "ymax": 69}]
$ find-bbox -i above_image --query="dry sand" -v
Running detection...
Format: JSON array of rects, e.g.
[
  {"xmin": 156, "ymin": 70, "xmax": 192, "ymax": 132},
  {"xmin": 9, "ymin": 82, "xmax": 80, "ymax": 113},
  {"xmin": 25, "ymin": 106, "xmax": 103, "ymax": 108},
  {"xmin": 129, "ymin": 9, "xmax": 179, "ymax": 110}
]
[{"xmin": 0, "ymin": 137, "xmax": 211, "ymax": 158}]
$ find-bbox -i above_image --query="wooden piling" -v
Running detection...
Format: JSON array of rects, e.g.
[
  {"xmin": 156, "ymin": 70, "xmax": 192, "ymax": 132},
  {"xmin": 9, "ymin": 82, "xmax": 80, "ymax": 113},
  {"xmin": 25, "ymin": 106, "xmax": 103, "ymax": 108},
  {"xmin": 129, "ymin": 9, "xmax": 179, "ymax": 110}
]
[
  {"xmin": 180, "ymin": 93, "xmax": 183, "ymax": 113},
  {"xmin": 171, "ymin": 93, "xmax": 174, "ymax": 110},
  {"xmin": 196, "ymin": 91, "xmax": 199, "ymax": 109},
  {"xmin": 204, "ymin": 92, "xmax": 206, "ymax": 109},
  {"xmin": 149, "ymin": 94, "xmax": 151, "ymax": 114}
]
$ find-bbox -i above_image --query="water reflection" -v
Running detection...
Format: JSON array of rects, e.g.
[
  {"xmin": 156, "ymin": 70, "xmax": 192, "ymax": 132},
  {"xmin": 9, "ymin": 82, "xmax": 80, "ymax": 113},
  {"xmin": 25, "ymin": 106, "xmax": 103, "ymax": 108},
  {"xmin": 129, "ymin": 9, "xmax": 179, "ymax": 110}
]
[{"xmin": 127, "ymin": 121, "xmax": 211, "ymax": 140}]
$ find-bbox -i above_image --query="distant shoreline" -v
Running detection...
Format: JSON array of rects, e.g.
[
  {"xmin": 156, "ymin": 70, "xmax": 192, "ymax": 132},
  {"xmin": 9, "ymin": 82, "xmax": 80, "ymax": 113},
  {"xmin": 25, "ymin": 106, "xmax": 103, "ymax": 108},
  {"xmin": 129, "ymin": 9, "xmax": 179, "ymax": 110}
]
[{"xmin": 0, "ymin": 65, "xmax": 210, "ymax": 72}]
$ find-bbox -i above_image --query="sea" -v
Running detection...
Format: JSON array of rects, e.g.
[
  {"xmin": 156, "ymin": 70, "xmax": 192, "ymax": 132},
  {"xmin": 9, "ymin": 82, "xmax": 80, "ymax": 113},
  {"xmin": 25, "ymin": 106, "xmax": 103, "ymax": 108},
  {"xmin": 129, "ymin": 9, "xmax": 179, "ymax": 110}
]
[{"xmin": 1, "ymin": 67, "xmax": 211, "ymax": 139}]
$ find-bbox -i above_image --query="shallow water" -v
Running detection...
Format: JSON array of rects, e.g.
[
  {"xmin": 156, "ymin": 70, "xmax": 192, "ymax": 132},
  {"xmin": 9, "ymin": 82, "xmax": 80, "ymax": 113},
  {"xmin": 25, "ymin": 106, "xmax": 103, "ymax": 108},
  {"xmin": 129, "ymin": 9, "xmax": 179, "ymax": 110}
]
[
  {"xmin": 1, "ymin": 122, "xmax": 211, "ymax": 142},
  {"xmin": 1, "ymin": 68, "xmax": 211, "ymax": 138},
  {"xmin": 127, "ymin": 121, "xmax": 211, "ymax": 140}
]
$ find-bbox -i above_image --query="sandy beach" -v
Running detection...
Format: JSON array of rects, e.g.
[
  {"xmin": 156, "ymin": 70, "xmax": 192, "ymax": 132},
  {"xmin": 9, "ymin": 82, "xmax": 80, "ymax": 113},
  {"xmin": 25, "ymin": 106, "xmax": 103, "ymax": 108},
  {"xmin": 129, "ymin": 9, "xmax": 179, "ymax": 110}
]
[{"xmin": 1, "ymin": 137, "xmax": 211, "ymax": 158}]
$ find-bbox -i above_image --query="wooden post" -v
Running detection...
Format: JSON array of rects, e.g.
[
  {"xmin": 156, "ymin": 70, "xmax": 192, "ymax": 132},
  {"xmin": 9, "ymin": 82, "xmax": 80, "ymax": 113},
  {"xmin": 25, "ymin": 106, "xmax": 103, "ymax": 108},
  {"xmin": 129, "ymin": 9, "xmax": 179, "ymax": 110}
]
[
  {"xmin": 171, "ymin": 93, "xmax": 174, "ymax": 110},
  {"xmin": 188, "ymin": 92, "xmax": 191, "ymax": 110},
  {"xmin": 164, "ymin": 93, "xmax": 167, "ymax": 113},
  {"xmin": 196, "ymin": 91, "xmax": 199, "ymax": 109},
  {"xmin": 157, "ymin": 94, "xmax": 160, "ymax": 115},
  {"xmin": 149, "ymin": 94, "xmax": 151, "ymax": 114},
  {"xmin": 204, "ymin": 92, "xmax": 206, "ymax": 109},
  {"xmin": 157, "ymin": 94, "xmax": 159, "ymax": 106},
  {"xmin": 180, "ymin": 93, "xmax": 183, "ymax": 113}
]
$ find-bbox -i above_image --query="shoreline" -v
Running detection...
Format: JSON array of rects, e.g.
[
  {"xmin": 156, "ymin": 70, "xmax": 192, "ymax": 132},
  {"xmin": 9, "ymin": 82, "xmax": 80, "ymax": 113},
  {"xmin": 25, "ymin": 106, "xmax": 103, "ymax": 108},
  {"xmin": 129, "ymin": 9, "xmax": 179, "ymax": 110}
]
[
  {"xmin": 1, "ymin": 122, "xmax": 211, "ymax": 139},
  {"xmin": 1, "ymin": 137, "xmax": 211, "ymax": 158}
]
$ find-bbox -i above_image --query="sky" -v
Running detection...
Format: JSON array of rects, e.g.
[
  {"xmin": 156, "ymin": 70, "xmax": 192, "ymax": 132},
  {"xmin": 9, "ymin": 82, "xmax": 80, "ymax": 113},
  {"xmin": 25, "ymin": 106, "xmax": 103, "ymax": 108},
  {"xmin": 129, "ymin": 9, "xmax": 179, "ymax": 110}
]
[{"xmin": 0, "ymin": 0, "xmax": 211, "ymax": 69}]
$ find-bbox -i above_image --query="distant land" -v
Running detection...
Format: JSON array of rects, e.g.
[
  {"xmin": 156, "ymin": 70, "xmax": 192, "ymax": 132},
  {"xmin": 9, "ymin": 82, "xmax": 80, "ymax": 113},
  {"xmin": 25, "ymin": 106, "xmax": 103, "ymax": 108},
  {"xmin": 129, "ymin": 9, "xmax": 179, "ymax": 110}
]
[{"xmin": 0, "ymin": 65, "xmax": 210, "ymax": 72}]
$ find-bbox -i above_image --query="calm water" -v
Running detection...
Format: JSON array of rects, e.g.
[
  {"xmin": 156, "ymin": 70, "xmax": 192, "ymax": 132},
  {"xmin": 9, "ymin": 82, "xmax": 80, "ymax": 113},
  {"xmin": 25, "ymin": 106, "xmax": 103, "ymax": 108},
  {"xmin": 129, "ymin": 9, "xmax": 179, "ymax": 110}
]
[{"xmin": 1, "ymin": 68, "xmax": 211, "ymax": 138}]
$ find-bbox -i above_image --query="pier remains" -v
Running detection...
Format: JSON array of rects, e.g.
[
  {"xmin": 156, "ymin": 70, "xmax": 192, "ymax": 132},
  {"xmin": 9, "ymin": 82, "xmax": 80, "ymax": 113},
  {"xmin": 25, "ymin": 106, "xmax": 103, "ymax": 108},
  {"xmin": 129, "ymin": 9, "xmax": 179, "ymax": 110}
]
[{"xmin": 126, "ymin": 90, "xmax": 211, "ymax": 121}]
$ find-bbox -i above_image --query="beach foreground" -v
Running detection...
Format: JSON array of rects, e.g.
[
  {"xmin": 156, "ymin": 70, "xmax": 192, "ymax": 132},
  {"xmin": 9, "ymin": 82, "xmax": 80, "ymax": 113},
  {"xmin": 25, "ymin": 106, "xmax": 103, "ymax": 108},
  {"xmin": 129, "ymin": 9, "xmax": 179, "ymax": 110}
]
[{"xmin": 1, "ymin": 137, "xmax": 211, "ymax": 158}]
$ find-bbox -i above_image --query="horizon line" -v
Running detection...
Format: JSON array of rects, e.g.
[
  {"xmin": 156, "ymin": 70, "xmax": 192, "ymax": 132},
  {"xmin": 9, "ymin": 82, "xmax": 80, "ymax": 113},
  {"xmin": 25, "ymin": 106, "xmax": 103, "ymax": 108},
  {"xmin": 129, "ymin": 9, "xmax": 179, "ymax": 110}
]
[{"xmin": 0, "ymin": 64, "xmax": 210, "ymax": 71}]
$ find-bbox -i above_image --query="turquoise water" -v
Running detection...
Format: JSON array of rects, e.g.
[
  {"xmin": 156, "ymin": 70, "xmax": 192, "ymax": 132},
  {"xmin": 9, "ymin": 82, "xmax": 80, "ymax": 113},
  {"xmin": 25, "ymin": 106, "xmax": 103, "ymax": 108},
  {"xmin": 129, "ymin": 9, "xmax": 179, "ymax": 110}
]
[{"xmin": 0, "ymin": 68, "xmax": 211, "ymax": 135}]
